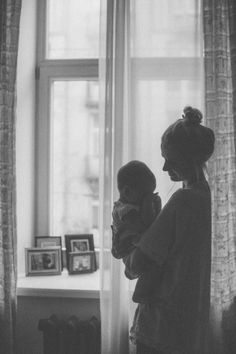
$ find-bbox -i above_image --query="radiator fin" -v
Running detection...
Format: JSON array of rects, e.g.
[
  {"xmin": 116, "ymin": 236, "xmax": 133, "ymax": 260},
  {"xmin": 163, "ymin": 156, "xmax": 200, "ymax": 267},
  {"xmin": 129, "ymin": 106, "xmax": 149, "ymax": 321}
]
[{"xmin": 38, "ymin": 315, "xmax": 101, "ymax": 354}]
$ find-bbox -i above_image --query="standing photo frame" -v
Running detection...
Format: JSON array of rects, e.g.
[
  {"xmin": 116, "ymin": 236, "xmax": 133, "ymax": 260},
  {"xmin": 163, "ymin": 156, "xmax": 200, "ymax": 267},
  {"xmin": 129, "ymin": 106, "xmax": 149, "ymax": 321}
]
[
  {"xmin": 65, "ymin": 234, "xmax": 96, "ymax": 270},
  {"xmin": 35, "ymin": 236, "xmax": 62, "ymax": 248},
  {"xmin": 68, "ymin": 251, "xmax": 96, "ymax": 274},
  {"xmin": 35, "ymin": 236, "xmax": 63, "ymax": 269},
  {"xmin": 65, "ymin": 234, "xmax": 95, "ymax": 253},
  {"xmin": 25, "ymin": 247, "xmax": 62, "ymax": 276}
]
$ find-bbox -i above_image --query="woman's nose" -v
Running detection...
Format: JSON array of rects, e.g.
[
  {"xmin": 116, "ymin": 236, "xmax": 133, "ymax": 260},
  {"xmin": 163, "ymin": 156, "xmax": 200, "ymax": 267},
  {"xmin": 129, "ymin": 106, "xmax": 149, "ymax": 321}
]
[{"xmin": 163, "ymin": 161, "xmax": 168, "ymax": 171}]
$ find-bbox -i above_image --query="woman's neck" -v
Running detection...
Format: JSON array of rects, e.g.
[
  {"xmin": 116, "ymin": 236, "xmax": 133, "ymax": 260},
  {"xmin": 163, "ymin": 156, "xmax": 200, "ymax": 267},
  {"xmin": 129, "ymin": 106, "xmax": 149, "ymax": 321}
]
[{"xmin": 183, "ymin": 168, "xmax": 206, "ymax": 188}]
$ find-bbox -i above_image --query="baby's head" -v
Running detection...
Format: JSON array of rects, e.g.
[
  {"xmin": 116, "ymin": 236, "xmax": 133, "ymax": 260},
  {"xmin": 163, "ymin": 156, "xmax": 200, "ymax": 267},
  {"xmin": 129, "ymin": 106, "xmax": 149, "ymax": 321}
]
[{"xmin": 117, "ymin": 160, "xmax": 156, "ymax": 205}]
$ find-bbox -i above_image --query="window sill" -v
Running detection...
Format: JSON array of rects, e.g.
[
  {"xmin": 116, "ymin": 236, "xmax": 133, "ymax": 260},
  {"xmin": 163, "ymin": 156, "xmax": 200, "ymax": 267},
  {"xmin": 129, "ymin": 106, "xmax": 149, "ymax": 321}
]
[{"xmin": 17, "ymin": 269, "xmax": 100, "ymax": 299}]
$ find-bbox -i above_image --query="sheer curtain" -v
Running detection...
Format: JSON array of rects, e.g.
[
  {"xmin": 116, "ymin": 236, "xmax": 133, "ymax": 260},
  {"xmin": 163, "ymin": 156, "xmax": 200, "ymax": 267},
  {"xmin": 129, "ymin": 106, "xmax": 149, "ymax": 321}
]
[
  {"xmin": 203, "ymin": 1, "xmax": 236, "ymax": 353},
  {"xmin": 0, "ymin": 1, "xmax": 22, "ymax": 353},
  {"xmin": 99, "ymin": 1, "xmax": 203, "ymax": 353}
]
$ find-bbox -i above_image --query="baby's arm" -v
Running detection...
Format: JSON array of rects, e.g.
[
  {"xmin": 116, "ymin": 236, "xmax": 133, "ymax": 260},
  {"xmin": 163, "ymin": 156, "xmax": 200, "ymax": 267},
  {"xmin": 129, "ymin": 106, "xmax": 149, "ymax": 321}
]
[{"xmin": 112, "ymin": 209, "xmax": 145, "ymax": 259}]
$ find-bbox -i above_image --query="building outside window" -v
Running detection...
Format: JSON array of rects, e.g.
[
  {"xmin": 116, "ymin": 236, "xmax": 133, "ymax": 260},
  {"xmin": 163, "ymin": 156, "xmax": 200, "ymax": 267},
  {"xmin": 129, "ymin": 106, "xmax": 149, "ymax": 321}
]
[
  {"xmin": 36, "ymin": 0, "xmax": 100, "ymax": 247},
  {"xmin": 36, "ymin": 0, "xmax": 202, "ymax": 249}
]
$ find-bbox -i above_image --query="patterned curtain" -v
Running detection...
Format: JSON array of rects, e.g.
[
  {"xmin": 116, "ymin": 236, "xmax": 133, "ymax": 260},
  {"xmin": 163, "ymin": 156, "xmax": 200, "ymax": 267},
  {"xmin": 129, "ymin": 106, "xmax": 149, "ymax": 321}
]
[
  {"xmin": 0, "ymin": 1, "xmax": 21, "ymax": 353},
  {"xmin": 203, "ymin": 1, "xmax": 236, "ymax": 353}
]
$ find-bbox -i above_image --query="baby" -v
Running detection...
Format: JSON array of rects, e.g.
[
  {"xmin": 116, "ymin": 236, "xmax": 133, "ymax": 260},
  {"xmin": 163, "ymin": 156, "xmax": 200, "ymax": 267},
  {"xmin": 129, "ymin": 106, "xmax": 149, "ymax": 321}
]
[
  {"xmin": 111, "ymin": 160, "xmax": 161, "ymax": 261},
  {"xmin": 111, "ymin": 160, "xmax": 162, "ymax": 303}
]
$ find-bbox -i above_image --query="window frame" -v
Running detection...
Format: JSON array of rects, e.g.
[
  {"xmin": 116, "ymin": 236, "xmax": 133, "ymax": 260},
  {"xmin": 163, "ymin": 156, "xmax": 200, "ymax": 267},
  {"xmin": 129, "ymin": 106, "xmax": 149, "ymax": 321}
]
[
  {"xmin": 35, "ymin": 0, "xmax": 99, "ymax": 236},
  {"xmin": 35, "ymin": 0, "xmax": 203, "ymax": 237}
]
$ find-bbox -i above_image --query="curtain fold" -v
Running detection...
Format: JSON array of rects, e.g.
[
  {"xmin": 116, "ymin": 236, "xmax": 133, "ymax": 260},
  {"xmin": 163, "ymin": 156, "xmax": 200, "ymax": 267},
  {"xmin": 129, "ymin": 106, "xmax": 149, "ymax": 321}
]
[
  {"xmin": 203, "ymin": 1, "xmax": 236, "ymax": 353},
  {"xmin": 0, "ymin": 1, "xmax": 21, "ymax": 353},
  {"xmin": 99, "ymin": 1, "xmax": 132, "ymax": 353},
  {"xmin": 99, "ymin": 1, "xmax": 203, "ymax": 353}
]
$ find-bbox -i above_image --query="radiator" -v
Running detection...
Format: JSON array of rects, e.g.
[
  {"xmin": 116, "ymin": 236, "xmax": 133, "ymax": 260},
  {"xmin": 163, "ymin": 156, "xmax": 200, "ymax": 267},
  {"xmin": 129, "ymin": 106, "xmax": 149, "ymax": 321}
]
[{"xmin": 38, "ymin": 315, "xmax": 101, "ymax": 354}]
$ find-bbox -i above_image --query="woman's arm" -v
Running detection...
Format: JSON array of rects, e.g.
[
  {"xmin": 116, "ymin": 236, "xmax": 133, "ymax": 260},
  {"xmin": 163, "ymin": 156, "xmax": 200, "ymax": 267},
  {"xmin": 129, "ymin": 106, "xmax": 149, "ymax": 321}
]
[
  {"xmin": 123, "ymin": 195, "xmax": 176, "ymax": 278},
  {"xmin": 123, "ymin": 248, "xmax": 155, "ymax": 279}
]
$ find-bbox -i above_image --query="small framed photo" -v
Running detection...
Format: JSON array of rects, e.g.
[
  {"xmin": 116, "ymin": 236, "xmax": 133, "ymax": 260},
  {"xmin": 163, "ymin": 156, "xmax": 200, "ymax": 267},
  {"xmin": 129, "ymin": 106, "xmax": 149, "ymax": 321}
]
[
  {"xmin": 35, "ymin": 236, "xmax": 62, "ymax": 248},
  {"xmin": 65, "ymin": 234, "xmax": 95, "ymax": 253},
  {"xmin": 68, "ymin": 251, "xmax": 96, "ymax": 274},
  {"xmin": 65, "ymin": 234, "xmax": 95, "ymax": 269},
  {"xmin": 25, "ymin": 247, "xmax": 62, "ymax": 276}
]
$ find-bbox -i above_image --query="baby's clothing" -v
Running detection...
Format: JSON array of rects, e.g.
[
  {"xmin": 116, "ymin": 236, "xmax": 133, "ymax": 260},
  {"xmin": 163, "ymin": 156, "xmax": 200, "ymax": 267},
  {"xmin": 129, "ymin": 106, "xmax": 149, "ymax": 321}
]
[
  {"xmin": 111, "ymin": 197, "xmax": 162, "ymax": 303},
  {"xmin": 111, "ymin": 200, "xmax": 145, "ymax": 259}
]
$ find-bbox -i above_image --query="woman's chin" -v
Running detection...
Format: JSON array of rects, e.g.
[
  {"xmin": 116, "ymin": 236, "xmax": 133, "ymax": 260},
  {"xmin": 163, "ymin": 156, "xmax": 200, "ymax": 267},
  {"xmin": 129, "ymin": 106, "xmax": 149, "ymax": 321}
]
[{"xmin": 169, "ymin": 174, "xmax": 181, "ymax": 181}]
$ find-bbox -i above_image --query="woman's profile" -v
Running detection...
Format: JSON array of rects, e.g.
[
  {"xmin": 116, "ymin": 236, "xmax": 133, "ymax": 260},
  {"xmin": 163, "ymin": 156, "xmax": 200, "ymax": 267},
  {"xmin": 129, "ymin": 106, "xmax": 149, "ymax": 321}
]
[{"xmin": 124, "ymin": 106, "xmax": 215, "ymax": 354}]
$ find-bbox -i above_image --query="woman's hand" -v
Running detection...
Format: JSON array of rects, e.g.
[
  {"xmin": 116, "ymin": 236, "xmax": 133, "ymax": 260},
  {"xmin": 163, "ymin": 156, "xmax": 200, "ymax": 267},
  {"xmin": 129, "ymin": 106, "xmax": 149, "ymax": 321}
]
[
  {"xmin": 123, "ymin": 246, "xmax": 156, "ymax": 279},
  {"xmin": 140, "ymin": 192, "xmax": 161, "ymax": 226}
]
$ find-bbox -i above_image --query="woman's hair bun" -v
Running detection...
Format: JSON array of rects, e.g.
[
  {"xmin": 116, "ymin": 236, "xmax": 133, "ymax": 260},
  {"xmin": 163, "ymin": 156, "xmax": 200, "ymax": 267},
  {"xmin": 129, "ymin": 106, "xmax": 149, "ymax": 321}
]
[
  {"xmin": 161, "ymin": 106, "xmax": 215, "ymax": 165},
  {"xmin": 182, "ymin": 106, "xmax": 202, "ymax": 125}
]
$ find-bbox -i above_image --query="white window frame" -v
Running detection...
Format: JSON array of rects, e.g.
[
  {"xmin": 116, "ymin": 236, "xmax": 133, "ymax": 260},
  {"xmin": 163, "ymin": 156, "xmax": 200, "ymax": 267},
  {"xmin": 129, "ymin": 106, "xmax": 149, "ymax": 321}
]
[
  {"xmin": 35, "ymin": 0, "xmax": 203, "ymax": 236},
  {"xmin": 35, "ymin": 0, "xmax": 99, "ymax": 235}
]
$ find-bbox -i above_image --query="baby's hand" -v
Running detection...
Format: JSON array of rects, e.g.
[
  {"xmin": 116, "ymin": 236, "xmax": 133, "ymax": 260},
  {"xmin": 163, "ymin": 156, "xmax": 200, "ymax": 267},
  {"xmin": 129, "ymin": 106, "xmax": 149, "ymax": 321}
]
[
  {"xmin": 153, "ymin": 192, "xmax": 162, "ymax": 215},
  {"xmin": 142, "ymin": 192, "xmax": 154, "ymax": 205},
  {"xmin": 140, "ymin": 192, "xmax": 157, "ymax": 226}
]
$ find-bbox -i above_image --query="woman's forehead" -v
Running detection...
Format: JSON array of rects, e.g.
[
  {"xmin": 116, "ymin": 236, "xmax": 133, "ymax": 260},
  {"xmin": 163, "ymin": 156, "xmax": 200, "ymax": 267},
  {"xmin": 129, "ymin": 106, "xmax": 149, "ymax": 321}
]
[{"xmin": 161, "ymin": 145, "xmax": 183, "ymax": 161}]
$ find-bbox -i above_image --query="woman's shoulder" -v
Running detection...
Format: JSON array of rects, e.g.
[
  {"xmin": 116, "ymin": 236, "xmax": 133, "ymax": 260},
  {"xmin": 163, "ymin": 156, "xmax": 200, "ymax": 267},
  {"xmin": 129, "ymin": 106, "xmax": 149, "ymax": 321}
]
[
  {"xmin": 167, "ymin": 181, "xmax": 210, "ymax": 211},
  {"xmin": 167, "ymin": 188, "xmax": 191, "ymax": 203}
]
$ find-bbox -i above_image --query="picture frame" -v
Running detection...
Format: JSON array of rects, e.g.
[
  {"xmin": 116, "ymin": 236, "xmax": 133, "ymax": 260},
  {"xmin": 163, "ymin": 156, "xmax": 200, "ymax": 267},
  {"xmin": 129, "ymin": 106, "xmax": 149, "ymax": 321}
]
[
  {"xmin": 65, "ymin": 234, "xmax": 95, "ymax": 252},
  {"xmin": 35, "ymin": 236, "xmax": 62, "ymax": 248},
  {"xmin": 68, "ymin": 251, "xmax": 96, "ymax": 274},
  {"xmin": 25, "ymin": 247, "xmax": 62, "ymax": 276},
  {"xmin": 65, "ymin": 234, "xmax": 96, "ymax": 269}
]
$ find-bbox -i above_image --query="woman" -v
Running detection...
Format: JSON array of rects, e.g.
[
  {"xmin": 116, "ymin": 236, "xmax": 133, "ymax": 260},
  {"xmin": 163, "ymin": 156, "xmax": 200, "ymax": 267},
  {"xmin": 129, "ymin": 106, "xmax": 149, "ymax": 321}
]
[{"xmin": 124, "ymin": 107, "xmax": 215, "ymax": 354}]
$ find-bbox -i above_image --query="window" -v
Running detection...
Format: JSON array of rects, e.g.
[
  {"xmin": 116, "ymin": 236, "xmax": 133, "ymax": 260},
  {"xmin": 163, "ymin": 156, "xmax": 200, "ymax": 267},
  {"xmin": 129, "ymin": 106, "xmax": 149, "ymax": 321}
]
[
  {"xmin": 36, "ymin": 0, "xmax": 100, "ymax": 247},
  {"xmin": 35, "ymin": 0, "xmax": 203, "ymax": 250},
  {"xmin": 129, "ymin": 0, "xmax": 203, "ymax": 202}
]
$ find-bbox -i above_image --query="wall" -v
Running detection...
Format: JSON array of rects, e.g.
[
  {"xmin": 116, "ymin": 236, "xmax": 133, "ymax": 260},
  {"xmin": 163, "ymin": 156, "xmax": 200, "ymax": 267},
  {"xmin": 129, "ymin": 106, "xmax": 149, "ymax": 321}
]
[
  {"xmin": 16, "ymin": 296, "xmax": 100, "ymax": 354},
  {"xmin": 16, "ymin": 5, "xmax": 100, "ymax": 354},
  {"xmin": 16, "ymin": 0, "xmax": 37, "ymax": 275}
]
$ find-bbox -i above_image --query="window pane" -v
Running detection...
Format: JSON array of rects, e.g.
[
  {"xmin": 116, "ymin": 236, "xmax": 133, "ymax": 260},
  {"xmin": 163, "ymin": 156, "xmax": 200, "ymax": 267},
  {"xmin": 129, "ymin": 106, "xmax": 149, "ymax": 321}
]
[
  {"xmin": 50, "ymin": 81, "xmax": 99, "ymax": 247},
  {"xmin": 131, "ymin": 0, "xmax": 201, "ymax": 57},
  {"xmin": 131, "ymin": 79, "xmax": 202, "ymax": 204},
  {"xmin": 46, "ymin": 0, "xmax": 100, "ymax": 59}
]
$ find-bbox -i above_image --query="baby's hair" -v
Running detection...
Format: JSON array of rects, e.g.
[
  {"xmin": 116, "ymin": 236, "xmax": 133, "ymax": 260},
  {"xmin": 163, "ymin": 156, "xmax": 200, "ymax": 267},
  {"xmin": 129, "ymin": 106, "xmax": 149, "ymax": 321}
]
[{"xmin": 117, "ymin": 160, "xmax": 156, "ymax": 193}]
